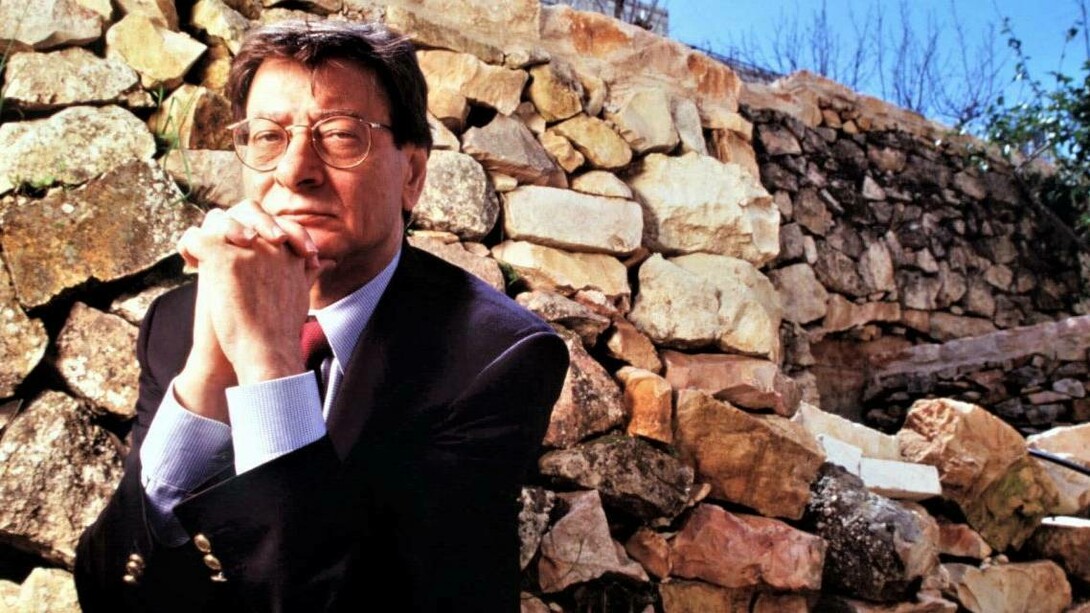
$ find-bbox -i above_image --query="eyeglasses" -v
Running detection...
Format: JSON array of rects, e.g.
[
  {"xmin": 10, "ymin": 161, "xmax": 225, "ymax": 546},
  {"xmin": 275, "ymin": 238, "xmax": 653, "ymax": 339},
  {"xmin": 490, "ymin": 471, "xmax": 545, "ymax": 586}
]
[{"xmin": 228, "ymin": 115, "xmax": 392, "ymax": 171}]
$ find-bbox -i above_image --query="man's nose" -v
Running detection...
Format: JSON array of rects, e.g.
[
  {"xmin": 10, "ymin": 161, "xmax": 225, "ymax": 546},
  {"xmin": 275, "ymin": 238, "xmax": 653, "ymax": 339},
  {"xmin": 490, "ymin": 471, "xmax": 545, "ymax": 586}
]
[{"xmin": 273, "ymin": 128, "xmax": 324, "ymax": 188}]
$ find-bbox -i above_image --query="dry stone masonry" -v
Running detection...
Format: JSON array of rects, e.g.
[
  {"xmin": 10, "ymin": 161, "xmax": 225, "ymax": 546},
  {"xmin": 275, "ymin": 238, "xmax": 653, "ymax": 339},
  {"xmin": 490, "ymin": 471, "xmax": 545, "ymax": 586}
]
[{"xmin": 1, "ymin": 1, "xmax": 1089, "ymax": 611}]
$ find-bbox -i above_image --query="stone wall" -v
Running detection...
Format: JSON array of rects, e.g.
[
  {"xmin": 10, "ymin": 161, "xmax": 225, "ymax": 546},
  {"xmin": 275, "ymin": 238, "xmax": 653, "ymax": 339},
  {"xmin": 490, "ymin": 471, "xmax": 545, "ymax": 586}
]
[
  {"xmin": 742, "ymin": 71, "xmax": 1090, "ymax": 428},
  {"xmin": 2, "ymin": 1, "xmax": 1090, "ymax": 611}
]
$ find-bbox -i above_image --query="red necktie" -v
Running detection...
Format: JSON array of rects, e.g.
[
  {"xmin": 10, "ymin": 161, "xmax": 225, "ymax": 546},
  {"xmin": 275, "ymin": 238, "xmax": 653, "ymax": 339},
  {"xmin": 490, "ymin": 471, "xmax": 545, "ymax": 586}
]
[{"xmin": 300, "ymin": 316, "xmax": 331, "ymax": 398}]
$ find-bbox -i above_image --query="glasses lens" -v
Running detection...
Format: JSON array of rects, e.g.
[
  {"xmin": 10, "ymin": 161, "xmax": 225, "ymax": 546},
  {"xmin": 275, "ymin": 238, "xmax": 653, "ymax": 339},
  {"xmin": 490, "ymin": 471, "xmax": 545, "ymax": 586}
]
[
  {"xmin": 234, "ymin": 118, "xmax": 287, "ymax": 171},
  {"xmin": 313, "ymin": 117, "xmax": 372, "ymax": 168}
]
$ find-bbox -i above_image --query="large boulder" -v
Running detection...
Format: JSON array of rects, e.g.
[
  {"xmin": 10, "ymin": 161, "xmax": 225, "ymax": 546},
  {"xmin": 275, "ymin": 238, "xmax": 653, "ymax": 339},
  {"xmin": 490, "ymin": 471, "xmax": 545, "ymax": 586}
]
[
  {"xmin": 897, "ymin": 398, "xmax": 1060, "ymax": 550},
  {"xmin": 805, "ymin": 464, "xmax": 939, "ymax": 602},
  {"xmin": 0, "ymin": 392, "xmax": 123, "ymax": 567},
  {"xmin": 627, "ymin": 153, "xmax": 778, "ymax": 266},
  {"xmin": 674, "ymin": 390, "xmax": 824, "ymax": 519},
  {"xmin": 1, "ymin": 160, "xmax": 201, "ymax": 308}
]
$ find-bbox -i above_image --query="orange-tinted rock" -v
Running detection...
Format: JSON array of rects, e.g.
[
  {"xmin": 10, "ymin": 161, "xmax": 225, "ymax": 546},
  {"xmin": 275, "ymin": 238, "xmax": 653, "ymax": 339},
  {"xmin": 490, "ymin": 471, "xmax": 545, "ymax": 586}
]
[
  {"xmin": 670, "ymin": 503, "xmax": 825, "ymax": 591},
  {"xmin": 624, "ymin": 526, "xmax": 670, "ymax": 579},
  {"xmin": 658, "ymin": 580, "xmax": 754, "ymax": 613},
  {"xmin": 615, "ymin": 366, "xmax": 672, "ymax": 444},
  {"xmin": 898, "ymin": 398, "xmax": 1060, "ymax": 550},
  {"xmin": 675, "ymin": 390, "xmax": 823, "ymax": 519},
  {"xmin": 665, "ymin": 351, "xmax": 800, "ymax": 417}
]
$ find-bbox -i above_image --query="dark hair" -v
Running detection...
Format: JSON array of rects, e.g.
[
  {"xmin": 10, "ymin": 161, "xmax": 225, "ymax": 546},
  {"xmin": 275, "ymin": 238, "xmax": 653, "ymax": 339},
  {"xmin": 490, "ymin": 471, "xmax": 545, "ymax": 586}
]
[{"xmin": 227, "ymin": 20, "xmax": 432, "ymax": 150}]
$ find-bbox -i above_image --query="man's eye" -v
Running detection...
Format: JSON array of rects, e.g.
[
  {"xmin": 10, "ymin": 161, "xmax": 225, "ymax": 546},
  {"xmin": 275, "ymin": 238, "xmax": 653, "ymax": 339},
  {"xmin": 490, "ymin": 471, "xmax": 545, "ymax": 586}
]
[
  {"xmin": 319, "ymin": 130, "xmax": 361, "ymax": 142},
  {"xmin": 252, "ymin": 130, "xmax": 285, "ymax": 145}
]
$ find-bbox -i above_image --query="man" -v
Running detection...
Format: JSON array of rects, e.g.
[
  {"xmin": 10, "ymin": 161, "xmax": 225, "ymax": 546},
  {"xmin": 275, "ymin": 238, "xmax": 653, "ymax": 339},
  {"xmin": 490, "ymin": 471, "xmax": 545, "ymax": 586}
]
[{"xmin": 75, "ymin": 19, "xmax": 569, "ymax": 612}]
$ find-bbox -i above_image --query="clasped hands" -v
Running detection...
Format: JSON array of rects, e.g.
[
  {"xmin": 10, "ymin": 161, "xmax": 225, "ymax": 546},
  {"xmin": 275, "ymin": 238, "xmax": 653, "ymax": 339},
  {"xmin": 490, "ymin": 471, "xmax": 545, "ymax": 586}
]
[{"xmin": 173, "ymin": 200, "xmax": 320, "ymax": 423}]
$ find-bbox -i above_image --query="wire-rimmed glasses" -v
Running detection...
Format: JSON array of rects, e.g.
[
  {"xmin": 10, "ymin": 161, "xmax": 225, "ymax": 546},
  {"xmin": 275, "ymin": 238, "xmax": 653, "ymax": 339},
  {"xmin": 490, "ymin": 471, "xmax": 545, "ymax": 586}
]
[{"xmin": 228, "ymin": 115, "xmax": 392, "ymax": 171}]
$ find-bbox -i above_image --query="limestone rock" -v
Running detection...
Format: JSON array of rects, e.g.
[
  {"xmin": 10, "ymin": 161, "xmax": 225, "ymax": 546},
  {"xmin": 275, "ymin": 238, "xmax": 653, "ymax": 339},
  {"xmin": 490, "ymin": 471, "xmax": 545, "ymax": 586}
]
[
  {"xmin": 116, "ymin": 0, "xmax": 180, "ymax": 28},
  {"xmin": 551, "ymin": 115, "xmax": 633, "ymax": 170},
  {"xmin": 491, "ymin": 241, "xmax": 630, "ymax": 308},
  {"xmin": 542, "ymin": 329, "xmax": 626, "ymax": 449},
  {"xmin": 416, "ymin": 49, "xmax": 528, "ymax": 116},
  {"xmin": 54, "ymin": 303, "xmax": 139, "ymax": 418},
  {"xmin": 757, "ymin": 124, "xmax": 802, "ymax": 156},
  {"xmin": 824, "ymin": 295, "xmax": 902, "ymax": 333},
  {"xmin": 0, "ymin": 0, "xmax": 102, "ymax": 51},
  {"xmin": 858, "ymin": 458, "xmax": 942, "ymax": 501},
  {"xmin": 935, "ymin": 561, "xmax": 1071, "ymax": 613},
  {"xmin": 937, "ymin": 522, "xmax": 992, "ymax": 559},
  {"xmin": 8, "ymin": 567, "xmax": 80, "ymax": 613},
  {"xmin": 518, "ymin": 486, "xmax": 556, "ymax": 571},
  {"xmin": 539, "ymin": 436, "xmax": 693, "ymax": 521},
  {"xmin": 148, "ymin": 84, "xmax": 234, "ymax": 151},
  {"xmin": 672, "ymin": 98, "xmax": 707, "ymax": 156},
  {"xmin": 664, "ymin": 351, "xmax": 800, "ymax": 417},
  {"xmin": 570, "ymin": 171, "xmax": 631, "ymax": 199},
  {"xmin": 604, "ymin": 318, "xmax": 663, "ymax": 375},
  {"xmin": 606, "ymin": 89, "xmax": 679, "ymax": 155},
  {"xmin": 527, "ymin": 61, "xmax": 583, "ymax": 122},
  {"xmin": 538, "ymin": 6, "xmax": 741, "ymax": 112},
  {"xmin": 2, "ymin": 48, "xmax": 149, "ymax": 111},
  {"xmin": 111, "ymin": 280, "xmax": 185, "ymax": 325},
  {"xmin": 427, "ymin": 113, "xmax": 459, "ymax": 151},
  {"xmin": 792, "ymin": 189, "xmax": 832, "ymax": 236},
  {"xmin": 675, "ymin": 389, "xmax": 825, "ymax": 519},
  {"xmin": 624, "ymin": 527, "xmax": 670, "ymax": 579},
  {"xmin": 406, "ymin": 233, "xmax": 504, "ymax": 291},
  {"xmin": 659, "ymin": 580, "xmax": 756, "ymax": 612},
  {"xmin": 427, "ymin": 88, "xmax": 469, "ymax": 132},
  {"xmin": 377, "ymin": 1, "xmax": 541, "ymax": 63},
  {"xmin": 191, "ymin": 0, "xmax": 250, "ymax": 54},
  {"xmin": 861, "ymin": 238, "xmax": 897, "ymax": 292},
  {"xmin": 792, "ymin": 402, "xmax": 901, "ymax": 460},
  {"xmin": 769, "ymin": 263, "xmax": 829, "ymax": 324},
  {"xmin": 413, "ymin": 150, "xmax": 499, "ymax": 241},
  {"xmin": 671, "ymin": 503, "xmax": 825, "ymax": 590},
  {"xmin": 815, "ymin": 593, "xmax": 958, "ymax": 612},
  {"xmin": 503, "ymin": 186, "xmax": 642, "ymax": 256},
  {"xmin": 627, "ymin": 152, "xmax": 778, "ymax": 266},
  {"xmin": 160, "ymin": 149, "xmax": 245, "ymax": 208},
  {"xmin": 615, "ymin": 366, "xmax": 672, "ymax": 444},
  {"xmin": 628, "ymin": 255, "xmax": 719, "ymax": 349},
  {"xmin": 0, "ymin": 391, "xmax": 123, "ymax": 567},
  {"xmin": 1026, "ymin": 516, "xmax": 1090, "ymax": 583},
  {"xmin": 106, "ymin": 14, "xmax": 207, "ymax": 89},
  {"xmin": 0, "ymin": 105, "xmax": 156, "ymax": 195},
  {"xmin": 815, "ymin": 247, "xmax": 867, "ymax": 297},
  {"xmin": 515, "ymin": 290, "xmax": 610, "ymax": 348},
  {"xmin": 0, "ymin": 260, "xmax": 48, "ymax": 399},
  {"xmin": 537, "ymin": 490, "xmax": 648, "ymax": 592},
  {"xmin": 539, "ymin": 129, "xmax": 585, "ymax": 174},
  {"xmin": 630, "ymin": 254, "xmax": 782, "ymax": 359},
  {"xmin": 1, "ymin": 160, "xmax": 201, "ymax": 308},
  {"xmin": 461, "ymin": 115, "xmax": 567, "ymax": 188},
  {"xmin": 806, "ymin": 464, "xmax": 938, "ymax": 602},
  {"xmin": 897, "ymin": 398, "xmax": 1060, "ymax": 550},
  {"xmin": 1027, "ymin": 423, "xmax": 1090, "ymax": 515}
]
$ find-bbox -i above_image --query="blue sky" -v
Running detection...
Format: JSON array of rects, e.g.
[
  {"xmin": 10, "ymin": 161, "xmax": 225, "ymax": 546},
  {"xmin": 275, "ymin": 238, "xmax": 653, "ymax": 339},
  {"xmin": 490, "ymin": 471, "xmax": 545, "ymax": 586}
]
[{"xmin": 663, "ymin": 0, "xmax": 1085, "ymax": 125}]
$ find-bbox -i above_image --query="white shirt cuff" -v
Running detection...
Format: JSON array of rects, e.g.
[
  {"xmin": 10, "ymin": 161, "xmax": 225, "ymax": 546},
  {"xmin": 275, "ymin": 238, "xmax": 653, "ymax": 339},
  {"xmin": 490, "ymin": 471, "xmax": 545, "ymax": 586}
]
[{"xmin": 226, "ymin": 372, "xmax": 327, "ymax": 475}]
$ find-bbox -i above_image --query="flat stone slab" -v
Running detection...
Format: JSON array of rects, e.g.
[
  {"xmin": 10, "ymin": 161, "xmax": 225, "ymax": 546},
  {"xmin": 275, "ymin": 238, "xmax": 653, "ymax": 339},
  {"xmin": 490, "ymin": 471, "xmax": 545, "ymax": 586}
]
[{"xmin": 859, "ymin": 457, "xmax": 942, "ymax": 502}]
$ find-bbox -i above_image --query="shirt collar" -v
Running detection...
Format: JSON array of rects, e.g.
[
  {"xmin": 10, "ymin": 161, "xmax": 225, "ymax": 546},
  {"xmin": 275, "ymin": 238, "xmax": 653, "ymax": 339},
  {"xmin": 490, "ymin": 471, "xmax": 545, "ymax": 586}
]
[{"xmin": 310, "ymin": 248, "xmax": 400, "ymax": 371}]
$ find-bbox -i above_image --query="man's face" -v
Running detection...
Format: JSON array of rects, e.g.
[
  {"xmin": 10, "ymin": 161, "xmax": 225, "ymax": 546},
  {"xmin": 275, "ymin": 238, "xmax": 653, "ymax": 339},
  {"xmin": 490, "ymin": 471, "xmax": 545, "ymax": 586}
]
[{"xmin": 242, "ymin": 57, "xmax": 427, "ymax": 305}]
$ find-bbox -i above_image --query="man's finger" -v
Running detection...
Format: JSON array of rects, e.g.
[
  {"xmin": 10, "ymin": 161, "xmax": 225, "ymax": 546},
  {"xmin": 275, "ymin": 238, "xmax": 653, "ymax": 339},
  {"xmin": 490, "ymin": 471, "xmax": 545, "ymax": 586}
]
[
  {"xmin": 270, "ymin": 216, "xmax": 320, "ymax": 263},
  {"xmin": 225, "ymin": 200, "xmax": 288, "ymax": 244},
  {"xmin": 205, "ymin": 208, "xmax": 257, "ymax": 247}
]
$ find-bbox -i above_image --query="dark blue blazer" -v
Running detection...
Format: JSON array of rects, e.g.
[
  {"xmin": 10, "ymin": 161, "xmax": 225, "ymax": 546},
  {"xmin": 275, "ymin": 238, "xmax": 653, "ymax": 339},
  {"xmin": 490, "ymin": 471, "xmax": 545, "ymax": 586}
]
[{"xmin": 75, "ymin": 245, "xmax": 569, "ymax": 612}]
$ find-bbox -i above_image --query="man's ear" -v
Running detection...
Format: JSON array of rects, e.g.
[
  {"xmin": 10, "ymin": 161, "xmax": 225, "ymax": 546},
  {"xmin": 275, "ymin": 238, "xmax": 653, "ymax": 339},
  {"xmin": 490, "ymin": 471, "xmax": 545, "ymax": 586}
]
[{"xmin": 401, "ymin": 145, "xmax": 429, "ymax": 216}]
